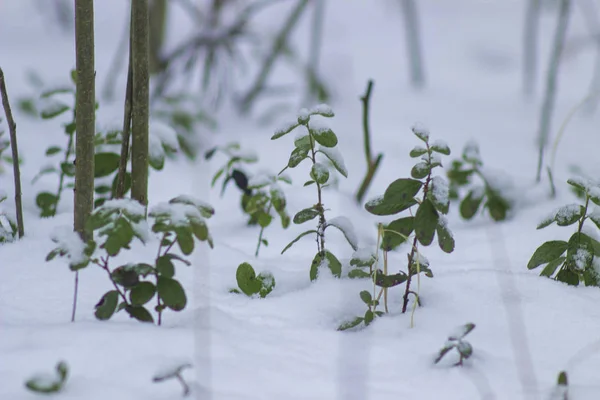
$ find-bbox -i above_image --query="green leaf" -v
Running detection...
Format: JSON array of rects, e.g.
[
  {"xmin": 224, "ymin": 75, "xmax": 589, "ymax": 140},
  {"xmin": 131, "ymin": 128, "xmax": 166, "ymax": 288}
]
[
  {"xmin": 111, "ymin": 265, "xmax": 139, "ymax": 288},
  {"xmin": 364, "ymin": 196, "xmax": 414, "ymax": 216},
  {"xmin": 459, "ymin": 189, "xmax": 484, "ymax": 220},
  {"xmin": 338, "ymin": 317, "xmax": 364, "ymax": 331},
  {"xmin": 103, "ymin": 218, "xmax": 135, "ymax": 256},
  {"xmin": 293, "ymin": 207, "xmax": 320, "ymax": 224},
  {"xmin": 384, "ymin": 178, "xmax": 423, "ymax": 205},
  {"xmin": 271, "ymin": 122, "xmax": 299, "ymax": 139},
  {"xmin": 359, "ymin": 290, "xmax": 372, "ymax": 304},
  {"xmin": 414, "ymin": 199, "xmax": 439, "ymax": 246},
  {"xmin": 373, "ymin": 270, "xmax": 408, "ymax": 288},
  {"xmin": 149, "ymin": 149, "xmax": 165, "ymax": 171},
  {"xmin": 190, "ymin": 219, "xmax": 209, "ymax": 241},
  {"xmin": 131, "ymin": 263, "xmax": 154, "ymax": 277},
  {"xmin": 257, "ymin": 271, "xmax": 276, "ymax": 298},
  {"xmin": 310, "ymin": 163, "xmax": 330, "ymax": 184},
  {"xmin": 540, "ymin": 257, "xmax": 565, "ymax": 277},
  {"xmin": 40, "ymin": 101, "xmax": 70, "ymax": 119},
  {"xmin": 236, "ymin": 262, "xmax": 262, "ymax": 296},
  {"xmin": 485, "ymin": 192, "xmax": 510, "ymax": 221},
  {"xmin": 310, "ymin": 250, "xmax": 342, "ymax": 281},
  {"xmin": 157, "ymin": 277, "xmax": 187, "ymax": 311},
  {"xmin": 310, "ymin": 125, "xmax": 338, "ymax": 147},
  {"xmin": 556, "ymin": 268, "xmax": 579, "ymax": 286},
  {"xmin": 382, "ymin": 217, "xmax": 414, "ymax": 251},
  {"xmin": 348, "ymin": 269, "xmax": 371, "ymax": 279},
  {"xmin": 287, "ymin": 146, "xmax": 309, "ymax": 168},
  {"xmin": 36, "ymin": 192, "xmax": 58, "ymax": 217},
  {"xmin": 45, "ymin": 146, "xmax": 62, "ymax": 156},
  {"xmin": 94, "ymin": 152, "xmax": 121, "ymax": 178},
  {"xmin": 129, "ymin": 282, "xmax": 156, "ymax": 306},
  {"xmin": 431, "ymin": 141, "xmax": 451, "ymax": 155},
  {"xmin": 175, "ymin": 228, "xmax": 195, "ymax": 255},
  {"xmin": 364, "ymin": 310, "xmax": 374, "ymax": 326},
  {"xmin": 412, "ymin": 126, "xmax": 430, "ymax": 143},
  {"xmin": 565, "ymin": 232, "xmax": 594, "ymax": 271},
  {"xmin": 436, "ymin": 218, "xmax": 455, "ymax": 253},
  {"xmin": 527, "ymin": 241, "xmax": 568, "ymax": 269},
  {"xmin": 557, "ymin": 371, "xmax": 568, "ymax": 386},
  {"xmin": 270, "ymin": 187, "xmax": 286, "ymax": 212},
  {"xmin": 60, "ymin": 161, "xmax": 75, "ymax": 177},
  {"xmin": 317, "ymin": 147, "xmax": 348, "ymax": 178},
  {"xmin": 304, "ymin": 180, "xmax": 315, "ymax": 187},
  {"xmin": 25, "ymin": 361, "xmax": 69, "ymax": 393},
  {"xmin": 94, "ymin": 290, "xmax": 119, "ymax": 320},
  {"xmin": 409, "ymin": 146, "xmax": 428, "ymax": 158},
  {"xmin": 555, "ymin": 204, "xmax": 584, "ymax": 227},
  {"xmin": 411, "ymin": 162, "xmax": 430, "ymax": 179},
  {"xmin": 211, "ymin": 168, "xmax": 225, "ymax": 187},
  {"xmin": 125, "ymin": 305, "xmax": 155, "ymax": 323},
  {"xmin": 281, "ymin": 230, "xmax": 317, "ymax": 254},
  {"xmin": 428, "ymin": 177, "xmax": 450, "ymax": 215}
]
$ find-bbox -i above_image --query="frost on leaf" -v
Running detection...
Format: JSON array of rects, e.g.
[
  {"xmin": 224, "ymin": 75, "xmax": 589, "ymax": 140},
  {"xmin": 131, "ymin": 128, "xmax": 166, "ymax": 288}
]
[
  {"xmin": 462, "ymin": 140, "xmax": 481, "ymax": 165},
  {"xmin": 149, "ymin": 119, "xmax": 179, "ymax": 152},
  {"xmin": 555, "ymin": 204, "xmax": 583, "ymax": 226},
  {"xmin": 430, "ymin": 139, "xmax": 450, "ymax": 155},
  {"xmin": 572, "ymin": 248, "xmax": 592, "ymax": 271},
  {"xmin": 430, "ymin": 176, "xmax": 450, "ymax": 214},
  {"xmin": 248, "ymin": 173, "xmax": 274, "ymax": 189},
  {"xmin": 412, "ymin": 123, "xmax": 430, "ymax": 142},
  {"xmin": 272, "ymin": 120, "xmax": 299, "ymax": 140},
  {"xmin": 326, "ymin": 216, "xmax": 359, "ymax": 251},
  {"xmin": 351, "ymin": 248, "xmax": 377, "ymax": 267},
  {"xmin": 310, "ymin": 162, "xmax": 330, "ymax": 185},
  {"xmin": 318, "ymin": 146, "xmax": 347, "ymax": 178},
  {"xmin": 310, "ymin": 103, "xmax": 334, "ymax": 117},
  {"xmin": 150, "ymin": 202, "xmax": 205, "ymax": 227},
  {"xmin": 49, "ymin": 226, "xmax": 88, "ymax": 267},
  {"xmin": 297, "ymin": 108, "xmax": 310, "ymax": 124}
]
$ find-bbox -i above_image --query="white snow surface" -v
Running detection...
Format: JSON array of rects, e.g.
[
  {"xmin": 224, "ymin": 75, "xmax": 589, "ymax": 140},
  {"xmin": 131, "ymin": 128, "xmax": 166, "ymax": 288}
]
[{"xmin": 3, "ymin": 1, "xmax": 600, "ymax": 400}]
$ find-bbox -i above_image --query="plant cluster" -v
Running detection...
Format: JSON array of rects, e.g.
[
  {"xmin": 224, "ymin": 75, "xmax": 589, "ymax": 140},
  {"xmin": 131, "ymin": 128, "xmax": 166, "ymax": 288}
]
[
  {"xmin": 447, "ymin": 140, "xmax": 511, "ymax": 221},
  {"xmin": 19, "ymin": 70, "xmax": 181, "ymax": 216},
  {"xmin": 272, "ymin": 105, "xmax": 358, "ymax": 281},
  {"xmin": 25, "ymin": 361, "xmax": 69, "ymax": 394},
  {"xmin": 0, "ymin": 192, "xmax": 17, "ymax": 243},
  {"xmin": 434, "ymin": 323, "xmax": 476, "ymax": 366},
  {"xmin": 528, "ymin": 177, "xmax": 600, "ymax": 286},
  {"xmin": 230, "ymin": 262, "xmax": 276, "ymax": 298},
  {"xmin": 47, "ymin": 195, "xmax": 214, "ymax": 325},
  {"xmin": 359, "ymin": 126, "xmax": 454, "ymax": 318},
  {"xmin": 206, "ymin": 142, "xmax": 292, "ymax": 256}
]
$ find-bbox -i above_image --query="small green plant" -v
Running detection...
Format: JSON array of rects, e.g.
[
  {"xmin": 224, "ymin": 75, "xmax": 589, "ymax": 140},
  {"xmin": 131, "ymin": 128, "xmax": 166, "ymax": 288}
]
[
  {"xmin": 272, "ymin": 104, "xmax": 358, "ymax": 281},
  {"xmin": 22, "ymin": 70, "xmax": 178, "ymax": 216},
  {"xmin": 528, "ymin": 177, "xmax": 600, "ymax": 286},
  {"xmin": 47, "ymin": 196, "xmax": 214, "ymax": 325},
  {"xmin": 447, "ymin": 141, "xmax": 511, "ymax": 221},
  {"xmin": 25, "ymin": 360, "xmax": 69, "ymax": 394},
  {"xmin": 363, "ymin": 126, "xmax": 455, "ymax": 314},
  {"xmin": 152, "ymin": 362, "xmax": 192, "ymax": 397},
  {"xmin": 553, "ymin": 371, "xmax": 569, "ymax": 400},
  {"xmin": 0, "ymin": 192, "xmax": 17, "ymax": 243},
  {"xmin": 230, "ymin": 262, "xmax": 276, "ymax": 298},
  {"xmin": 434, "ymin": 323, "xmax": 476, "ymax": 366}
]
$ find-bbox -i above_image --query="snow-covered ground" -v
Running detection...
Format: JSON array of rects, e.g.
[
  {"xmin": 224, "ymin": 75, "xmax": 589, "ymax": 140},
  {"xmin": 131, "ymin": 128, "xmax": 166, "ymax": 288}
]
[{"xmin": 2, "ymin": 0, "xmax": 600, "ymax": 399}]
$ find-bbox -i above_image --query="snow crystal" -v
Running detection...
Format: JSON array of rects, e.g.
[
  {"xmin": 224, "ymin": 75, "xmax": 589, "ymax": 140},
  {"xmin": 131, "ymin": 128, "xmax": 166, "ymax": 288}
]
[
  {"xmin": 50, "ymin": 226, "xmax": 87, "ymax": 265},
  {"xmin": 412, "ymin": 123, "xmax": 430, "ymax": 141},
  {"xmin": 431, "ymin": 176, "xmax": 449, "ymax": 205},
  {"xmin": 556, "ymin": 204, "xmax": 581, "ymax": 222},
  {"xmin": 327, "ymin": 216, "xmax": 358, "ymax": 250},
  {"xmin": 572, "ymin": 248, "xmax": 591, "ymax": 271},
  {"xmin": 149, "ymin": 119, "xmax": 179, "ymax": 150},
  {"xmin": 318, "ymin": 146, "xmax": 347, "ymax": 177},
  {"xmin": 438, "ymin": 215, "xmax": 452, "ymax": 237},
  {"xmin": 431, "ymin": 139, "xmax": 449, "ymax": 152},
  {"xmin": 275, "ymin": 120, "xmax": 299, "ymax": 137},
  {"xmin": 310, "ymin": 103, "xmax": 334, "ymax": 116},
  {"xmin": 248, "ymin": 173, "xmax": 273, "ymax": 188},
  {"xmin": 150, "ymin": 202, "xmax": 203, "ymax": 227},
  {"xmin": 297, "ymin": 108, "xmax": 310, "ymax": 123},
  {"xmin": 308, "ymin": 118, "xmax": 331, "ymax": 134},
  {"xmin": 100, "ymin": 199, "xmax": 147, "ymax": 218},
  {"xmin": 352, "ymin": 248, "xmax": 376, "ymax": 264},
  {"xmin": 568, "ymin": 176, "xmax": 595, "ymax": 192}
]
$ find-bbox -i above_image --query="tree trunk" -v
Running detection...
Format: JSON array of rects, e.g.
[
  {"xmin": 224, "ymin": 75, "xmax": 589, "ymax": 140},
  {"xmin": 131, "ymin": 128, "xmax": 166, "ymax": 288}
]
[
  {"xmin": 74, "ymin": 0, "xmax": 95, "ymax": 241},
  {"xmin": 131, "ymin": 0, "xmax": 150, "ymax": 207}
]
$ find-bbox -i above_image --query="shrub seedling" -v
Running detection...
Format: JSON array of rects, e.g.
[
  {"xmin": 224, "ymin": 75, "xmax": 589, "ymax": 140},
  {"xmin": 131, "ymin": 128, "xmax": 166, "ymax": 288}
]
[
  {"xmin": 273, "ymin": 104, "xmax": 358, "ymax": 281},
  {"xmin": 25, "ymin": 360, "xmax": 69, "ymax": 394},
  {"xmin": 230, "ymin": 262, "xmax": 276, "ymax": 298},
  {"xmin": 553, "ymin": 371, "xmax": 569, "ymax": 400},
  {"xmin": 152, "ymin": 362, "xmax": 193, "ymax": 397},
  {"xmin": 364, "ymin": 126, "xmax": 455, "ymax": 314},
  {"xmin": 434, "ymin": 323, "xmax": 476, "ymax": 367},
  {"xmin": 528, "ymin": 177, "xmax": 600, "ymax": 286},
  {"xmin": 47, "ymin": 196, "xmax": 214, "ymax": 325},
  {"xmin": 447, "ymin": 140, "xmax": 511, "ymax": 221}
]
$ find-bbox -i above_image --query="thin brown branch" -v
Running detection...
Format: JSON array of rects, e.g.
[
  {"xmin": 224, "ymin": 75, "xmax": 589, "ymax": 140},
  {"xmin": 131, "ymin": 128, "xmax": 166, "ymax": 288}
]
[{"xmin": 0, "ymin": 68, "xmax": 24, "ymax": 238}]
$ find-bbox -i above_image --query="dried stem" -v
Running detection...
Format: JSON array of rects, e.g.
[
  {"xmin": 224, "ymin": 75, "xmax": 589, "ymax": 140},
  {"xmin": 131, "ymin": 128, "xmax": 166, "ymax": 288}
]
[{"xmin": 0, "ymin": 68, "xmax": 24, "ymax": 238}]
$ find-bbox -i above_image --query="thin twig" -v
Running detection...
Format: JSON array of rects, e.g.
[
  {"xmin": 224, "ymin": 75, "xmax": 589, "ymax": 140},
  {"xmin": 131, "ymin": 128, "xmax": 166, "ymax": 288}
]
[
  {"xmin": 71, "ymin": 271, "xmax": 79, "ymax": 322},
  {"xmin": 115, "ymin": 44, "xmax": 133, "ymax": 199},
  {"xmin": 0, "ymin": 68, "xmax": 24, "ymax": 238}
]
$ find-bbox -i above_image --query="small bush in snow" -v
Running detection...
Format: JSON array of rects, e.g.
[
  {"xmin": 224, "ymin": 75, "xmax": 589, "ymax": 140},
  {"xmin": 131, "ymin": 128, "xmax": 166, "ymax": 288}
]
[
  {"xmin": 0, "ymin": 192, "xmax": 17, "ymax": 243},
  {"xmin": 230, "ymin": 262, "xmax": 276, "ymax": 298},
  {"xmin": 25, "ymin": 360, "xmax": 69, "ymax": 394},
  {"xmin": 363, "ymin": 126, "xmax": 455, "ymax": 315},
  {"xmin": 272, "ymin": 104, "xmax": 358, "ymax": 281},
  {"xmin": 434, "ymin": 323, "xmax": 476, "ymax": 367},
  {"xmin": 206, "ymin": 142, "xmax": 292, "ymax": 256},
  {"xmin": 551, "ymin": 371, "xmax": 569, "ymax": 400},
  {"xmin": 46, "ymin": 196, "xmax": 214, "ymax": 325},
  {"xmin": 24, "ymin": 70, "xmax": 179, "ymax": 216},
  {"xmin": 446, "ymin": 141, "xmax": 511, "ymax": 221},
  {"xmin": 528, "ymin": 177, "xmax": 600, "ymax": 286}
]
